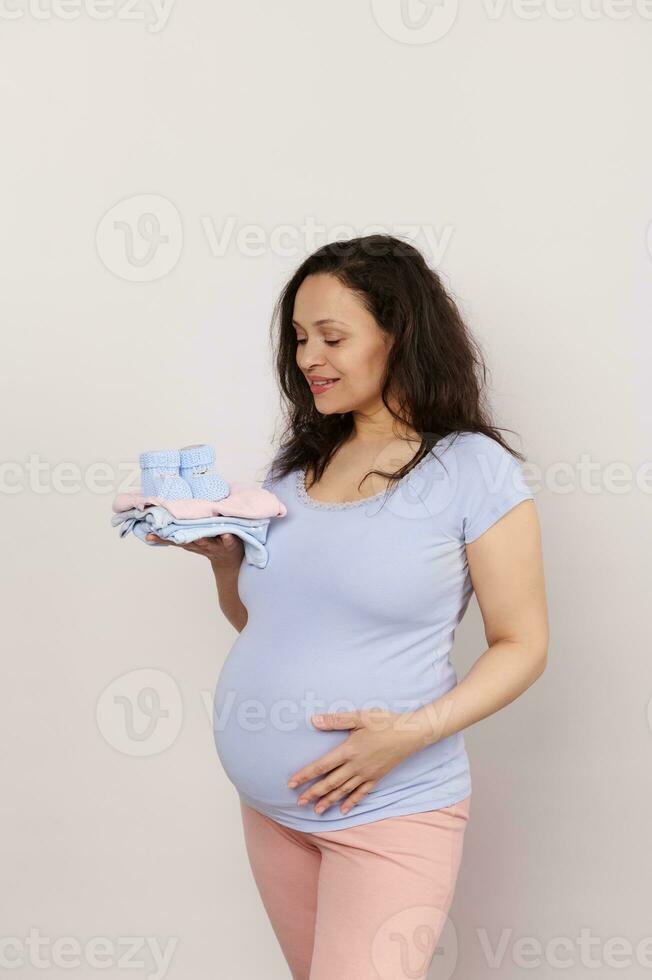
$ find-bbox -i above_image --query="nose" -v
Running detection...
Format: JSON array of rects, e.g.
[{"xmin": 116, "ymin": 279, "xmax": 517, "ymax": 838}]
[{"xmin": 296, "ymin": 341, "xmax": 327, "ymax": 372}]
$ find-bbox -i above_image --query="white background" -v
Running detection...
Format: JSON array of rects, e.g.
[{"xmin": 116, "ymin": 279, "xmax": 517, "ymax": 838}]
[{"xmin": 1, "ymin": 1, "xmax": 650, "ymax": 977}]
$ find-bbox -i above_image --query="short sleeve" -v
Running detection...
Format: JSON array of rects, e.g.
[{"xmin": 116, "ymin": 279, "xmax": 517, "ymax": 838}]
[{"xmin": 456, "ymin": 432, "xmax": 534, "ymax": 544}]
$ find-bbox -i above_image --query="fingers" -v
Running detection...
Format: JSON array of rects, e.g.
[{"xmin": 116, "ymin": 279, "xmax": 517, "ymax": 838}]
[
  {"xmin": 339, "ymin": 780, "xmax": 375, "ymax": 814},
  {"xmin": 288, "ymin": 748, "xmax": 350, "ymax": 789},
  {"xmin": 189, "ymin": 534, "xmax": 237, "ymax": 555},
  {"xmin": 299, "ymin": 773, "xmax": 373, "ymax": 816},
  {"xmin": 294, "ymin": 760, "xmax": 354, "ymax": 802},
  {"xmin": 144, "ymin": 531, "xmax": 241, "ymax": 555},
  {"xmin": 316, "ymin": 775, "xmax": 368, "ymax": 815}
]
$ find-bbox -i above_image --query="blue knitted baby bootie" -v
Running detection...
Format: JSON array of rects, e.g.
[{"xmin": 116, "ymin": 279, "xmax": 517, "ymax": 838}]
[
  {"xmin": 139, "ymin": 449, "xmax": 193, "ymax": 500},
  {"xmin": 179, "ymin": 444, "xmax": 229, "ymax": 501}
]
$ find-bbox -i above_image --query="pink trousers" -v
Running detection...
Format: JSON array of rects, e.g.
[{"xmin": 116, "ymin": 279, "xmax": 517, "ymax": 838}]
[{"xmin": 239, "ymin": 795, "xmax": 471, "ymax": 980}]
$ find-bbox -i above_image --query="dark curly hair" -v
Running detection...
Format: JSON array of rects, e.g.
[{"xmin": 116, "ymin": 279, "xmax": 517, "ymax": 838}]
[{"xmin": 263, "ymin": 234, "xmax": 527, "ymax": 504}]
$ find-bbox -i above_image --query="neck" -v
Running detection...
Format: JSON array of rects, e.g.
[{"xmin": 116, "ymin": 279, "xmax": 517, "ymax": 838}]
[{"xmin": 350, "ymin": 395, "xmax": 418, "ymax": 446}]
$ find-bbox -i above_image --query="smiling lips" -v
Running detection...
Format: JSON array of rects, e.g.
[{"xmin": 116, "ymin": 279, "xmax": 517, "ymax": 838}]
[{"xmin": 308, "ymin": 377, "xmax": 340, "ymax": 394}]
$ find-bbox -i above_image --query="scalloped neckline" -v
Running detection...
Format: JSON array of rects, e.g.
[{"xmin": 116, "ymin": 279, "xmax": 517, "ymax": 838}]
[{"xmin": 295, "ymin": 440, "xmax": 451, "ymax": 510}]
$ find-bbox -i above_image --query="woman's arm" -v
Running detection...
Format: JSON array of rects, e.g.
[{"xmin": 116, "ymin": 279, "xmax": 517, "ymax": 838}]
[
  {"xmin": 146, "ymin": 530, "xmax": 249, "ymax": 633},
  {"xmin": 211, "ymin": 559, "xmax": 248, "ymax": 633},
  {"xmin": 413, "ymin": 497, "xmax": 549, "ymax": 747}
]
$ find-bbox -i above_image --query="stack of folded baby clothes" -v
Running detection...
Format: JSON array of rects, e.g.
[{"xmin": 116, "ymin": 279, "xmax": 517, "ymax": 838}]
[{"xmin": 111, "ymin": 444, "xmax": 286, "ymax": 569}]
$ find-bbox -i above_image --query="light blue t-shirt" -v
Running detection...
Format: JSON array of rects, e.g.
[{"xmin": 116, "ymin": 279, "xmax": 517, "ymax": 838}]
[{"xmin": 212, "ymin": 430, "xmax": 535, "ymax": 831}]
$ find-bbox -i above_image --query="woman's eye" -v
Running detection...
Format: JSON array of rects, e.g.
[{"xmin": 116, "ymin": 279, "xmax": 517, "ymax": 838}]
[{"xmin": 295, "ymin": 339, "xmax": 341, "ymax": 346}]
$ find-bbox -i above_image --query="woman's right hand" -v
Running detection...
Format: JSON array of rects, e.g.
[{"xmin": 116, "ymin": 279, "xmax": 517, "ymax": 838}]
[{"xmin": 145, "ymin": 531, "xmax": 245, "ymax": 570}]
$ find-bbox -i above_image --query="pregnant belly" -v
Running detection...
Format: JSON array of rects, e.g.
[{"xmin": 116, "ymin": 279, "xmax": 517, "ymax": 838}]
[
  {"xmin": 213, "ymin": 649, "xmax": 362, "ymax": 805},
  {"xmin": 212, "ymin": 631, "xmax": 458, "ymax": 808}
]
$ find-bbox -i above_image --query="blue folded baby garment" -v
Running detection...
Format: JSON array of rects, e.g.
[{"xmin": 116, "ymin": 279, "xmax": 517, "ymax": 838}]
[{"xmin": 111, "ymin": 506, "xmax": 271, "ymax": 569}]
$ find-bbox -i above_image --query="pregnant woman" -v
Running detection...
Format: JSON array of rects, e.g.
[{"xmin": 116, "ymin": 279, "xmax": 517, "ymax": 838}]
[{"xmin": 148, "ymin": 235, "xmax": 549, "ymax": 979}]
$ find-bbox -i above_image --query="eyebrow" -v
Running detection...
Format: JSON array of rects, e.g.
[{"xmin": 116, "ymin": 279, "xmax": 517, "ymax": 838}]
[{"xmin": 292, "ymin": 318, "xmax": 348, "ymax": 329}]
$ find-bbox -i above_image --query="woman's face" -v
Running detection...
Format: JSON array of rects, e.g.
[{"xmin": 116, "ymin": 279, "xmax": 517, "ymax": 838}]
[{"xmin": 292, "ymin": 273, "xmax": 393, "ymax": 416}]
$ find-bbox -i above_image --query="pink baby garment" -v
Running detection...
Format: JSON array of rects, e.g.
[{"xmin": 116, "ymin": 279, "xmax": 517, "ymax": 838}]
[{"xmin": 112, "ymin": 482, "xmax": 287, "ymax": 520}]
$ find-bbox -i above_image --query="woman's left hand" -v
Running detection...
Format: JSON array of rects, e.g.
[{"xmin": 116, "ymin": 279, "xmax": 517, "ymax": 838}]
[{"xmin": 286, "ymin": 707, "xmax": 427, "ymax": 816}]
